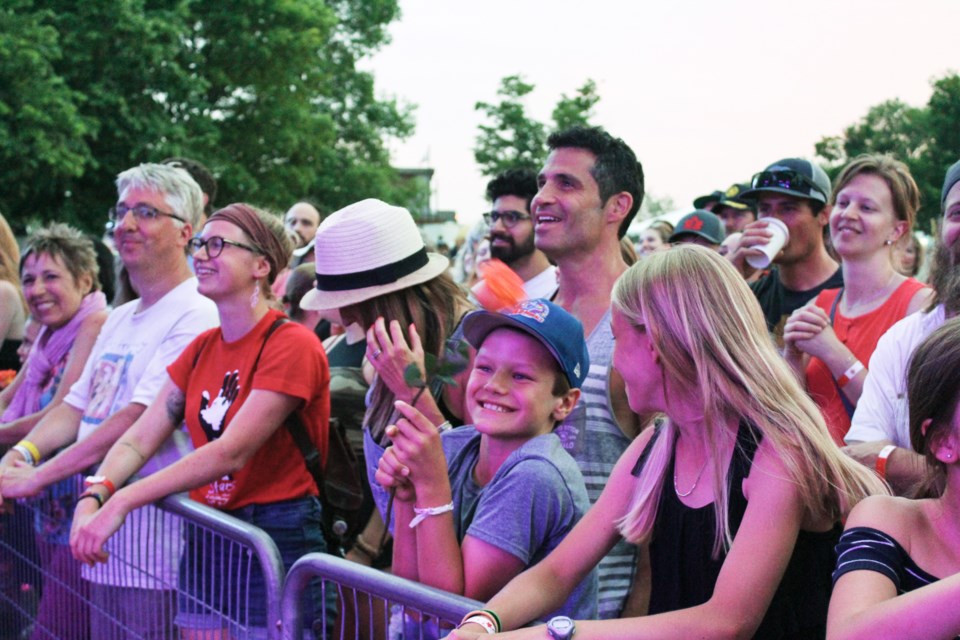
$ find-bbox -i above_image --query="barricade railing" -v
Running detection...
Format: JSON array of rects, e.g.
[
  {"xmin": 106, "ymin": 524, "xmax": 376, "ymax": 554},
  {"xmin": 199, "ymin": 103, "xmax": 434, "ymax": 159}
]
[
  {"xmin": 2, "ymin": 474, "xmax": 488, "ymax": 640},
  {"xmin": 0, "ymin": 474, "xmax": 286, "ymax": 640},
  {"xmin": 282, "ymin": 553, "xmax": 483, "ymax": 640}
]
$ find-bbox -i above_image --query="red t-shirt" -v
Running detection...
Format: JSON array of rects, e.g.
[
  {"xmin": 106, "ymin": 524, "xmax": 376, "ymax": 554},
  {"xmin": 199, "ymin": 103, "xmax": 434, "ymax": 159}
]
[
  {"xmin": 806, "ymin": 278, "xmax": 927, "ymax": 445},
  {"xmin": 167, "ymin": 309, "xmax": 330, "ymax": 510}
]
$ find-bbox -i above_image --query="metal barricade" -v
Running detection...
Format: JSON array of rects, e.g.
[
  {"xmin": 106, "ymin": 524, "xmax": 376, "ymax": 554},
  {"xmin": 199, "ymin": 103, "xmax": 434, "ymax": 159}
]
[
  {"xmin": 0, "ymin": 475, "xmax": 286, "ymax": 640},
  {"xmin": 282, "ymin": 553, "xmax": 483, "ymax": 640}
]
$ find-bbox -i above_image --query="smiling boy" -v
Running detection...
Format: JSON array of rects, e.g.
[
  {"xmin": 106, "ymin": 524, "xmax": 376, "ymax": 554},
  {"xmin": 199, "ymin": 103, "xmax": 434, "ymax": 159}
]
[{"xmin": 376, "ymin": 299, "xmax": 598, "ymax": 620}]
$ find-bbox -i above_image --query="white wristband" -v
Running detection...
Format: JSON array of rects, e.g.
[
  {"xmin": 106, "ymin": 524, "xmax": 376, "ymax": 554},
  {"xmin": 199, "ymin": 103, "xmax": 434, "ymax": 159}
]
[
  {"xmin": 409, "ymin": 501, "xmax": 454, "ymax": 528},
  {"xmin": 11, "ymin": 445, "xmax": 36, "ymax": 466},
  {"xmin": 838, "ymin": 360, "xmax": 865, "ymax": 388},
  {"xmin": 459, "ymin": 614, "xmax": 496, "ymax": 634}
]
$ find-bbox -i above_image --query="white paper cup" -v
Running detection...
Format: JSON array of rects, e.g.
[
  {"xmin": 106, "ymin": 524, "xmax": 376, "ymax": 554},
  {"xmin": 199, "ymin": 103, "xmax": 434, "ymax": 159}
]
[{"xmin": 746, "ymin": 218, "xmax": 789, "ymax": 269}]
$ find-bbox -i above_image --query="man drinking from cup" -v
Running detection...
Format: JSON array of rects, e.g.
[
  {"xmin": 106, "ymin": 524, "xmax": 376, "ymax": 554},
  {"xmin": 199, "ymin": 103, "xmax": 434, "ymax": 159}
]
[{"xmin": 728, "ymin": 158, "xmax": 841, "ymax": 346}]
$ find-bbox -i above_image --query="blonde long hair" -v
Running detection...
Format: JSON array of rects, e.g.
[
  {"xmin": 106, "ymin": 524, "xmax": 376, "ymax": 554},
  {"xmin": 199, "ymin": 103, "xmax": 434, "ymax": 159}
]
[{"xmin": 614, "ymin": 246, "xmax": 885, "ymax": 554}]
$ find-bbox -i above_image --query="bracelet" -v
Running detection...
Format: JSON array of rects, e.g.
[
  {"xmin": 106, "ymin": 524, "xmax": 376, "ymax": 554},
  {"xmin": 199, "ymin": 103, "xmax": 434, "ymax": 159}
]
[
  {"xmin": 458, "ymin": 609, "xmax": 501, "ymax": 633},
  {"xmin": 409, "ymin": 501, "xmax": 454, "ymax": 528},
  {"xmin": 14, "ymin": 440, "xmax": 41, "ymax": 466},
  {"xmin": 837, "ymin": 360, "xmax": 865, "ymax": 388},
  {"xmin": 458, "ymin": 615, "xmax": 496, "ymax": 634},
  {"xmin": 876, "ymin": 444, "xmax": 897, "ymax": 479},
  {"xmin": 84, "ymin": 476, "xmax": 117, "ymax": 497},
  {"xmin": 77, "ymin": 491, "xmax": 104, "ymax": 508},
  {"xmin": 352, "ymin": 534, "xmax": 380, "ymax": 560},
  {"xmin": 11, "ymin": 445, "xmax": 37, "ymax": 466}
]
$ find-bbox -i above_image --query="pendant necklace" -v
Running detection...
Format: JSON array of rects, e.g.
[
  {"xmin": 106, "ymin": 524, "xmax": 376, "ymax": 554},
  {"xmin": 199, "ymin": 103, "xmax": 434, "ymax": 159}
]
[{"xmin": 674, "ymin": 457, "xmax": 708, "ymax": 498}]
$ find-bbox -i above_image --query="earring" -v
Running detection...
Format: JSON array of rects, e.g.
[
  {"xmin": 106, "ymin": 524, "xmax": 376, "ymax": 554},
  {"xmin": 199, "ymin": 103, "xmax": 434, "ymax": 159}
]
[
  {"xmin": 884, "ymin": 239, "xmax": 894, "ymax": 246},
  {"xmin": 250, "ymin": 280, "xmax": 260, "ymax": 308}
]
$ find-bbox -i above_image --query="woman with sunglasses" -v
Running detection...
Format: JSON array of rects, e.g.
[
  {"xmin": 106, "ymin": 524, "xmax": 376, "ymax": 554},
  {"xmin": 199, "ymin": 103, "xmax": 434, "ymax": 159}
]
[
  {"xmin": 783, "ymin": 155, "xmax": 931, "ymax": 446},
  {"xmin": 70, "ymin": 204, "xmax": 333, "ymax": 636},
  {"xmin": 828, "ymin": 318, "xmax": 960, "ymax": 639},
  {"xmin": 450, "ymin": 247, "xmax": 885, "ymax": 640}
]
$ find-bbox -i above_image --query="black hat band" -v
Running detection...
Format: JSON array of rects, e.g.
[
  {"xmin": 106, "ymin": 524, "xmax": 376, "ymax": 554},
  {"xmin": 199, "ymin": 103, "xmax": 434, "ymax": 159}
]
[{"xmin": 314, "ymin": 247, "xmax": 429, "ymax": 292}]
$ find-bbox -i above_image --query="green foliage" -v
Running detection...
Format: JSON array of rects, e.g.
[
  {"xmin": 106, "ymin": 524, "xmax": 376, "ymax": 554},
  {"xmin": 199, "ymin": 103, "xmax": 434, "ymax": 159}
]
[
  {"xmin": 552, "ymin": 79, "xmax": 600, "ymax": 132},
  {"xmin": 474, "ymin": 75, "xmax": 600, "ymax": 179},
  {"xmin": 816, "ymin": 73, "xmax": 960, "ymax": 232},
  {"xmin": 0, "ymin": 0, "xmax": 415, "ymax": 234},
  {"xmin": 403, "ymin": 339, "xmax": 471, "ymax": 405}
]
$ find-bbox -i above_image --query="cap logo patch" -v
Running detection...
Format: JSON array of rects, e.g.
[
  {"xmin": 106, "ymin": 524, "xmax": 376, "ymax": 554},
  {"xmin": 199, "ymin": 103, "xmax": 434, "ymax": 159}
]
[
  {"xmin": 684, "ymin": 216, "xmax": 704, "ymax": 231},
  {"xmin": 573, "ymin": 363, "xmax": 581, "ymax": 378},
  {"xmin": 512, "ymin": 299, "xmax": 550, "ymax": 324}
]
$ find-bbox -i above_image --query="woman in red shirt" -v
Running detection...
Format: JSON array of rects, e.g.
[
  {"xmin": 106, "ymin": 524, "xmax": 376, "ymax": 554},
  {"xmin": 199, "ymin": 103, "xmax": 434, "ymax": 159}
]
[
  {"xmin": 69, "ymin": 204, "xmax": 332, "ymax": 636},
  {"xmin": 784, "ymin": 155, "xmax": 931, "ymax": 445}
]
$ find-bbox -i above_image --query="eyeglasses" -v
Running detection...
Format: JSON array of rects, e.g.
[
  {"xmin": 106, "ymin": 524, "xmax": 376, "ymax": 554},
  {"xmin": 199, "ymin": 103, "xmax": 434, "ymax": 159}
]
[
  {"xmin": 750, "ymin": 170, "xmax": 826, "ymax": 199},
  {"xmin": 109, "ymin": 203, "xmax": 187, "ymax": 224},
  {"xmin": 188, "ymin": 236, "xmax": 263, "ymax": 259},
  {"xmin": 483, "ymin": 210, "xmax": 531, "ymax": 228}
]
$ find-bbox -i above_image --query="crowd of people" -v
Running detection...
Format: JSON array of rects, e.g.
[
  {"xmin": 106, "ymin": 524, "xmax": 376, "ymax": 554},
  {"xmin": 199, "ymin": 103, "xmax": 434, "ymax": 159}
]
[{"xmin": 0, "ymin": 127, "xmax": 959, "ymax": 639}]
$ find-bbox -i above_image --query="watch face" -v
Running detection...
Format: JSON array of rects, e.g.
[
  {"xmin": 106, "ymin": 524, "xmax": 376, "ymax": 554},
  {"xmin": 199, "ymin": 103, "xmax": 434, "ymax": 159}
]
[{"xmin": 547, "ymin": 616, "xmax": 575, "ymax": 639}]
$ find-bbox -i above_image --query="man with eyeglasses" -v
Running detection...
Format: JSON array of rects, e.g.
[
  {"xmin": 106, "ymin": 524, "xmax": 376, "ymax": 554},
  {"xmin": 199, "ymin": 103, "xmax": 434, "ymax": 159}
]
[
  {"xmin": 484, "ymin": 168, "xmax": 557, "ymax": 299},
  {"xmin": 0, "ymin": 163, "xmax": 218, "ymax": 638},
  {"xmin": 730, "ymin": 158, "xmax": 841, "ymax": 346}
]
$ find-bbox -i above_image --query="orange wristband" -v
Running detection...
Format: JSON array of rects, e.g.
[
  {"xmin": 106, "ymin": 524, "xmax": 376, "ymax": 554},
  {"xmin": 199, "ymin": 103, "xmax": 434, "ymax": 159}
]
[{"xmin": 875, "ymin": 445, "xmax": 897, "ymax": 479}]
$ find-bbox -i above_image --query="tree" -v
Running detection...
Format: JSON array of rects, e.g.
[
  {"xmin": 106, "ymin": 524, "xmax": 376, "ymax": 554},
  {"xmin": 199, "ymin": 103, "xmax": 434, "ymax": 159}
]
[
  {"xmin": 473, "ymin": 75, "xmax": 547, "ymax": 179},
  {"xmin": 551, "ymin": 79, "xmax": 600, "ymax": 132},
  {"xmin": 474, "ymin": 75, "xmax": 600, "ymax": 179},
  {"xmin": 0, "ymin": 0, "xmax": 416, "ymax": 234},
  {"xmin": 816, "ymin": 73, "xmax": 960, "ymax": 231}
]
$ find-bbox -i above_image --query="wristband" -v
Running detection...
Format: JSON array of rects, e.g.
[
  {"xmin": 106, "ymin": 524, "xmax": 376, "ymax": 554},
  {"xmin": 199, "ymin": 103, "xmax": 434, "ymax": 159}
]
[
  {"xmin": 352, "ymin": 534, "xmax": 380, "ymax": 560},
  {"xmin": 78, "ymin": 491, "xmax": 104, "ymax": 508},
  {"xmin": 14, "ymin": 440, "xmax": 41, "ymax": 466},
  {"xmin": 458, "ymin": 615, "xmax": 496, "ymax": 634},
  {"xmin": 837, "ymin": 360, "xmax": 865, "ymax": 388},
  {"xmin": 84, "ymin": 476, "xmax": 117, "ymax": 497},
  {"xmin": 409, "ymin": 501, "xmax": 454, "ymax": 528},
  {"xmin": 876, "ymin": 444, "xmax": 897, "ymax": 479},
  {"xmin": 11, "ymin": 445, "xmax": 37, "ymax": 466}
]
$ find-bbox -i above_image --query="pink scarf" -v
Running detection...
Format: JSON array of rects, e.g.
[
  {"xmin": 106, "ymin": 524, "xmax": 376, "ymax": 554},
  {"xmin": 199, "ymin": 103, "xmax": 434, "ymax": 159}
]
[{"xmin": 2, "ymin": 291, "xmax": 107, "ymax": 422}]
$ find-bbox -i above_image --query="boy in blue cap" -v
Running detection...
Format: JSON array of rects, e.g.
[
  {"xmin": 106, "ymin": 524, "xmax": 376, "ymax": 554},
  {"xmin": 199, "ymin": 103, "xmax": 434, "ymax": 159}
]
[{"xmin": 376, "ymin": 299, "xmax": 598, "ymax": 621}]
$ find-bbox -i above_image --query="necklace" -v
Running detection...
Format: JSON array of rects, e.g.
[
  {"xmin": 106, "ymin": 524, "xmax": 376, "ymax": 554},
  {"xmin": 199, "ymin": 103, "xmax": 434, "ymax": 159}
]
[{"xmin": 674, "ymin": 458, "xmax": 708, "ymax": 497}]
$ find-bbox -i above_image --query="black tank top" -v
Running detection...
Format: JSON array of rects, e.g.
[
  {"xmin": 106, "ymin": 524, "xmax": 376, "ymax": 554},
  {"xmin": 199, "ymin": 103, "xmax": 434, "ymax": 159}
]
[{"xmin": 631, "ymin": 422, "xmax": 839, "ymax": 639}]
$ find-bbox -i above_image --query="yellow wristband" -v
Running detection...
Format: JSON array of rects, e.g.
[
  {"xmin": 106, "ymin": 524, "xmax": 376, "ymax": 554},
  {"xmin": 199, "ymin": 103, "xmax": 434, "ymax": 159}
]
[{"xmin": 15, "ymin": 440, "xmax": 41, "ymax": 465}]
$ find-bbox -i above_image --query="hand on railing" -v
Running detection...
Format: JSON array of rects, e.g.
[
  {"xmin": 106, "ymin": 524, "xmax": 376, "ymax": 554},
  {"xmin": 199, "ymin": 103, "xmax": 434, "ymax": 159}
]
[{"xmin": 69, "ymin": 493, "xmax": 123, "ymax": 566}]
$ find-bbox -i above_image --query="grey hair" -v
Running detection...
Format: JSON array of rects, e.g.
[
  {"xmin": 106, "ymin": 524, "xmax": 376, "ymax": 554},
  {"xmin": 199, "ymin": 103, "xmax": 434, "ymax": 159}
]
[{"xmin": 115, "ymin": 163, "xmax": 204, "ymax": 228}]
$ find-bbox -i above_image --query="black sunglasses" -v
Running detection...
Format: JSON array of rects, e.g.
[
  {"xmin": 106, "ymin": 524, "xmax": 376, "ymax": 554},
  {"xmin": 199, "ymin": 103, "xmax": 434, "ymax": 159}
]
[{"xmin": 750, "ymin": 170, "xmax": 826, "ymax": 199}]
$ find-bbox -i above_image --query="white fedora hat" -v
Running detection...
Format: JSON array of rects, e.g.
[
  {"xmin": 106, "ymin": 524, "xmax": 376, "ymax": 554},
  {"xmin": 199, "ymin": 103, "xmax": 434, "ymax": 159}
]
[{"xmin": 300, "ymin": 198, "xmax": 450, "ymax": 311}]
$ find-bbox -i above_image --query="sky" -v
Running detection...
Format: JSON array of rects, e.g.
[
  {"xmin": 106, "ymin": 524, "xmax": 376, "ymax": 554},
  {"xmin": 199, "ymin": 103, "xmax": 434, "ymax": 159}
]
[{"xmin": 364, "ymin": 0, "xmax": 959, "ymax": 230}]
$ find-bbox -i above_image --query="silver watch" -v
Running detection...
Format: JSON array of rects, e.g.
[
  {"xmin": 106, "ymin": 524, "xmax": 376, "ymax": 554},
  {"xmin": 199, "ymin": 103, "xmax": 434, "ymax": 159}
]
[{"xmin": 546, "ymin": 616, "xmax": 576, "ymax": 639}]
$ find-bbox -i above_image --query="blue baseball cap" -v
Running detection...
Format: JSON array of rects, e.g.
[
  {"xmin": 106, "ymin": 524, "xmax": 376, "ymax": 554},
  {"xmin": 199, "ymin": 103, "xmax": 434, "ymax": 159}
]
[{"xmin": 463, "ymin": 299, "xmax": 590, "ymax": 388}]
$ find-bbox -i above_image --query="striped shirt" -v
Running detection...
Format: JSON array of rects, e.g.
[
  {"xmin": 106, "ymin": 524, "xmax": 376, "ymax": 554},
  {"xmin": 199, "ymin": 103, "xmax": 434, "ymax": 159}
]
[
  {"xmin": 554, "ymin": 307, "xmax": 635, "ymax": 619},
  {"xmin": 833, "ymin": 526, "xmax": 939, "ymax": 592}
]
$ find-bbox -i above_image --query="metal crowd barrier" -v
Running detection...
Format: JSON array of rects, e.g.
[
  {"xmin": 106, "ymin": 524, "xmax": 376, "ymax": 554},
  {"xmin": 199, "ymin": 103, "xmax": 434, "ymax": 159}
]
[
  {"xmin": 0, "ymin": 476, "xmax": 285, "ymax": 640},
  {"xmin": 282, "ymin": 553, "xmax": 482, "ymax": 640},
  {"xmin": 1, "ymin": 475, "xmax": 486, "ymax": 640}
]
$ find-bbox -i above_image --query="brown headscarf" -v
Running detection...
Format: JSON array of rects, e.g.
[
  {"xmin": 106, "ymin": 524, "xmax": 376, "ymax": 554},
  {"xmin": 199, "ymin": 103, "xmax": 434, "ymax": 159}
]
[{"xmin": 206, "ymin": 203, "xmax": 290, "ymax": 284}]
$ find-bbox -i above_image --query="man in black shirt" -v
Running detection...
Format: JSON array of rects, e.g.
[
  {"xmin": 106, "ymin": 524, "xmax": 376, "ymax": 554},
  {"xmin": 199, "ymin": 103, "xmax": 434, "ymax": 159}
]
[{"xmin": 729, "ymin": 158, "xmax": 841, "ymax": 345}]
